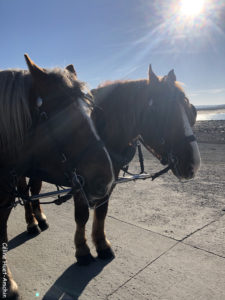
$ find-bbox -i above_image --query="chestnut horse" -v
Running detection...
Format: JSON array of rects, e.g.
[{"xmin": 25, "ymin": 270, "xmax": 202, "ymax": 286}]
[
  {"xmin": 0, "ymin": 55, "xmax": 114, "ymax": 300},
  {"xmin": 21, "ymin": 66, "xmax": 200, "ymax": 266}
]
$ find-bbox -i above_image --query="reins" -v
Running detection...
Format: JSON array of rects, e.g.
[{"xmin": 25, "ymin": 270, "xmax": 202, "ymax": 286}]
[
  {"xmin": 117, "ymin": 139, "xmax": 172, "ymax": 184},
  {"xmin": 3, "ymin": 185, "xmax": 75, "ymax": 210},
  {"xmin": 0, "ymin": 138, "xmax": 173, "ymax": 211}
]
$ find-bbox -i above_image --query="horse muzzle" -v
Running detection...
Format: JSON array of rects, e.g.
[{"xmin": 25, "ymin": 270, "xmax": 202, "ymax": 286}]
[{"xmin": 171, "ymin": 159, "xmax": 197, "ymax": 180}]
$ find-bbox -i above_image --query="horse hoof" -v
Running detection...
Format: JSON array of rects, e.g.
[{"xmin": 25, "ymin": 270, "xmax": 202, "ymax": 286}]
[
  {"xmin": 3, "ymin": 289, "xmax": 20, "ymax": 300},
  {"xmin": 27, "ymin": 224, "xmax": 41, "ymax": 235},
  {"xmin": 9, "ymin": 293, "xmax": 20, "ymax": 300},
  {"xmin": 97, "ymin": 247, "xmax": 115, "ymax": 260},
  {"xmin": 38, "ymin": 220, "xmax": 49, "ymax": 231},
  {"xmin": 76, "ymin": 253, "xmax": 95, "ymax": 266}
]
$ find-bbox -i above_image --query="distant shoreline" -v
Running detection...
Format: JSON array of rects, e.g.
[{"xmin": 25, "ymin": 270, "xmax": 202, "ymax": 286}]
[
  {"xmin": 197, "ymin": 108, "xmax": 225, "ymax": 121},
  {"xmin": 196, "ymin": 104, "xmax": 225, "ymax": 111}
]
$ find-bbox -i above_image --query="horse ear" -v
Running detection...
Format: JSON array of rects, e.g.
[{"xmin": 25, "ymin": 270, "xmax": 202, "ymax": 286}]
[
  {"xmin": 148, "ymin": 64, "xmax": 159, "ymax": 84},
  {"xmin": 166, "ymin": 69, "xmax": 176, "ymax": 83},
  {"xmin": 24, "ymin": 54, "xmax": 47, "ymax": 82},
  {"xmin": 65, "ymin": 64, "xmax": 77, "ymax": 77}
]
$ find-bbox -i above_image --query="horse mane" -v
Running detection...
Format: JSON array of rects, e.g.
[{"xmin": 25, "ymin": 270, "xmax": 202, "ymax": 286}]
[
  {"xmin": 92, "ymin": 79, "xmax": 149, "ymax": 149},
  {"xmin": 94, "ymin": 79, "xmax": 148, "ymax": 104},
  {"xmin": 0, "ymin": 67, "xmax": 89, "ymax": 156},
  {"xmin": 0, "ymin": 69, "xmax": 32, "ymax": 155}
]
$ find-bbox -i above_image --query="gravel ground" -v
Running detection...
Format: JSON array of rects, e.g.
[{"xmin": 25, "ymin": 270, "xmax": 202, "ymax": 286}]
[{"xmin": 193, "ymin": 120, "xmax": 225, "ymax": 144}]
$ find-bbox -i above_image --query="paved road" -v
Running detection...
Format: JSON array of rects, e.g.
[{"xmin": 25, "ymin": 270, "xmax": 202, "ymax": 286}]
[{"xmin": 7, "ymin": 143, "xmax": 225, "ymax": 300}]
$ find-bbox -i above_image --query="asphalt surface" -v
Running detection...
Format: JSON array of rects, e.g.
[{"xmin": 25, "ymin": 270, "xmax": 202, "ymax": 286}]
[{"xmin": 7, "ymin": 141, "xmax": 225, "ymax": 300}]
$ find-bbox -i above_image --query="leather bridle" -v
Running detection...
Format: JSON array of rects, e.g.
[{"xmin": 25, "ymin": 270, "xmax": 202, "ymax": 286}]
[
  {"xmin": 0, "ymin": 94, "xmax": 106, "ymax": 210},
  {"xmin": 141, "ymin": 95, "xmax": 197, "ymax": 173}
]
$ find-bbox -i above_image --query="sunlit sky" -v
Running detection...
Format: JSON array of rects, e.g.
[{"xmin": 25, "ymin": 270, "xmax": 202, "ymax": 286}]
[{"xmin": 0, "ymin": 0, "xmax": 225, "ymax": 105}]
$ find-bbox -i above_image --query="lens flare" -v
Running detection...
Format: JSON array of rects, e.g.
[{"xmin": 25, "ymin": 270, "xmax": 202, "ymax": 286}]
[{"xmin": 180, "ymin": 0, "xmax": 205, "ymax": 17}]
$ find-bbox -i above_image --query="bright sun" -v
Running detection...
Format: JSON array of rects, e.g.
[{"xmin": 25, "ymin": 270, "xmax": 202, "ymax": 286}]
[{"xmin": 180, "ymin": 0, "xmax": 205, "ymax": 17}]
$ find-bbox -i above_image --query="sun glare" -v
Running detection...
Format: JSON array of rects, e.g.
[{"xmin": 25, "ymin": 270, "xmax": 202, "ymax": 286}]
[{"xmin": 180, "ymin": 0, "xmax": 205, "ymax": 17}]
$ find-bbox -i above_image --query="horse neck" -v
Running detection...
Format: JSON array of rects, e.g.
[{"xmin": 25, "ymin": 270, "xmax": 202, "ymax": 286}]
[{"xmin": 93, "ymin": 80, "xmax": 148, "ymax": 152}]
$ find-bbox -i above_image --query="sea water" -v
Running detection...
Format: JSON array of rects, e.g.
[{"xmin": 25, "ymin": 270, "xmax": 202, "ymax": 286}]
[{"xmin": 197, "ymin": 111, "xmax": 225, "ymax": 121}]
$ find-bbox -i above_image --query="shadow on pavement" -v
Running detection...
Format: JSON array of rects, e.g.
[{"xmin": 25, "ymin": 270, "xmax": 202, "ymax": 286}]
[
  {"xmin": 43, "ymin": 257, "xmax": 114, "ymax": 300},
  {"xmin": 8, "ymin": 231, "xmax": 37, "ymax": 251}
]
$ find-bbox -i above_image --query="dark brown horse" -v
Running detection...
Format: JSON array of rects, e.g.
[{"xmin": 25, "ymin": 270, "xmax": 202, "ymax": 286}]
[
  {"xmin": 86, "ymin": 66, "xmax": 200, "ymax": 261},
  {"xmin": 0, "ymin": 55, "xmax": 114, "ymax": 300},
  {"xmin": 22, "ymin": 65, "xmax": 200, "ymax": 266}
]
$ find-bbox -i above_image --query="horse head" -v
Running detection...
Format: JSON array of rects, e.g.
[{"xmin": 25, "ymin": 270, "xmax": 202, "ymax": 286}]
[
  {"xmin": 139, "ymin": 65, "xmax": 200, "ymax": 180},
  {"xmin": 24, "ymin": 55, "xmax": 114, "ymax": 203}
]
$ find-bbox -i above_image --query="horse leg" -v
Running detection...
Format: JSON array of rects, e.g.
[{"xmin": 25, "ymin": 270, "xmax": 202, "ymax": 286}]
[
  {"xmin": 17, "ymin": 177, "xmax": 41, "ymax": 235},
  {"xmin": 92, "ymin": 170, "xmax": 119, "ymax": 260},
  {"xmin": 74, "ymin": 195, "xmax": 94, "ymax": 265},
  {"xmin": 29, "ymin": 179, "xmax": 49, "ymax": 231},
  {"xmin": 92, "ymin": 199, "xmax": 115, "ymax": 259},
  {"xmin": 0, "ymin": 195, "xmax": 19, "ymax": 299}
]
